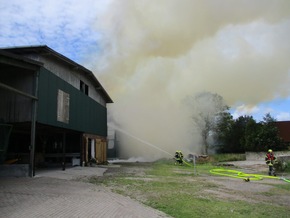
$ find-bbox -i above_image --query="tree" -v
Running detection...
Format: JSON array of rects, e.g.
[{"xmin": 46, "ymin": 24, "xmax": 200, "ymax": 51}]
[
  {"xmin": 244, "ymin": 117, "xmax": 261, "ymax": 151},
  {"xmin": 184, "ymin": 92, "xmax": 228, "ymax": 154},
  {"xmin": 214, "ymin": 111, "xmax": 234, "ymax": 153},
  {"xmin": 258, "ymin": 113, "xmax": 284, "ymax": 151},
  {"xmin": 244, "ymin": 113, "xmax": 283, "ymax": 151},
  {"xmin": 215, "ymin": 115, "xmax": 253, "ymax": 153},
  {"xmin": 214, "ymin": 112, "xmax": 284, "ymax": 153}
]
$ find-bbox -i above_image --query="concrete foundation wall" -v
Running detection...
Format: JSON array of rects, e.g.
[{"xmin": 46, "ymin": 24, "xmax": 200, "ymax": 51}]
[
  {"xmin": 246, "ymin": 151, "xmax": 290, "ymax": 161},
  {"xmin": 0, "ymin": 164, "xmax": 29, "ymax": 177}
]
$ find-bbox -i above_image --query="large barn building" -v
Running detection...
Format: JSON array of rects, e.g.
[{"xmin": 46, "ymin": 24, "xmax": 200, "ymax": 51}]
[{"xmin": 0, "ymin": 45, "xmax": 113, "ymax": 177}]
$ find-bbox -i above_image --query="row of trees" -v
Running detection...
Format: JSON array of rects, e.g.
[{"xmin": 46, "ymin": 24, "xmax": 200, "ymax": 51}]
[
  {"xmin": 214, "ymin": 112, "xmax": 285, "ymax": 153},
  {"xmin": 187, "ymin": 92, "xmax": 286, "ymax": 154}
]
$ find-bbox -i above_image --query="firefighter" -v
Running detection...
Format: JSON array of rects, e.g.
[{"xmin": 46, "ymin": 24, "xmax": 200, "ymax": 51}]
[
  {"xmin": 174, "ymin": 150, "xmax": 184, "ymax": 165},
  {"xmin": 265, "ymin": 149, "xmax": 277, "ymax": 176}
]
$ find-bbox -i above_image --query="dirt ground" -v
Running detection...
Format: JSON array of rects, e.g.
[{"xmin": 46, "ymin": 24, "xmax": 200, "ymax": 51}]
[{"xmin": 99, "ymin": 160, "xmax": 290, "ymax": 208}]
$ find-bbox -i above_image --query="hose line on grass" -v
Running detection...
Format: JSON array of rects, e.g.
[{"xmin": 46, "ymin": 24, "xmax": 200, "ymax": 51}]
[
  {"xmin": 210, "ymin": 168, "xmax": 290, "ymax": 183},
  {"xmin": 182, "ymin": 160, "xmax": 193, "ymax": 167}
]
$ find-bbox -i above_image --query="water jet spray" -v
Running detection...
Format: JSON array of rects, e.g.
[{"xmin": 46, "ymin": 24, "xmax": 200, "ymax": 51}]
[
  {"xmin": 109, "ymin": 123, "xmax": 197, "ymax": 174},
  {"xmin": 108, "ymin": 123, "xmax": 172, "ymax": 157}
]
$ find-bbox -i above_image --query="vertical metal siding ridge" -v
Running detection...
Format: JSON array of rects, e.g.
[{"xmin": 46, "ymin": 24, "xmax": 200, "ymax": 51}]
[{"xmin": 37, "ymin": 69, "xmax": 107, "ymax": 136}]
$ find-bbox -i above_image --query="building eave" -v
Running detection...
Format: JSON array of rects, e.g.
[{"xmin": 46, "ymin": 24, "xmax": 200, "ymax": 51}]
[{"xmin": 1, "ymin": 45, "xmax": 113, "ymax": 103}]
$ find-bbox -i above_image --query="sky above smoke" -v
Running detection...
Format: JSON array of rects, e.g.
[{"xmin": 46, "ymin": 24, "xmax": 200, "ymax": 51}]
[{"xmin": 1, "ymin": 0, "xmax": 290, "ymax": 159}]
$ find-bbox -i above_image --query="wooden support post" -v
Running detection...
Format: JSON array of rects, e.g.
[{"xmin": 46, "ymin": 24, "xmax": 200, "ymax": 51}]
[{"xmin": 62, "ymin": 132, "xmax": 66, "ymax": 171}]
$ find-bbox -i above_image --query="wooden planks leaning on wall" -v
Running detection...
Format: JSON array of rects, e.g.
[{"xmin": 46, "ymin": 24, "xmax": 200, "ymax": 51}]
[{"xmin": 83, "ymin": 133, "xmax": 107, "ymax": 165}]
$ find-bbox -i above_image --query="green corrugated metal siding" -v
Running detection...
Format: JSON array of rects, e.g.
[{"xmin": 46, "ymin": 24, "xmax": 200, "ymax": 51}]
[{"xmin": 37, "ymin": 68, "xmax": 107, "ymax": 136}]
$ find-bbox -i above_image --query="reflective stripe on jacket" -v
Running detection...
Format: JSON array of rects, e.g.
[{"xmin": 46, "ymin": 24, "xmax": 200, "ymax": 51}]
[{"xmin": 265, "ymin": 152, "xmax": 276, "ymax": 166}]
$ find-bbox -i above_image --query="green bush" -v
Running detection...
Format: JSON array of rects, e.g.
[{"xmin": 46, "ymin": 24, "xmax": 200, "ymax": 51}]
[{"xmin": 274, "ymin": 160, "xmax": 289, "ymax": 172}]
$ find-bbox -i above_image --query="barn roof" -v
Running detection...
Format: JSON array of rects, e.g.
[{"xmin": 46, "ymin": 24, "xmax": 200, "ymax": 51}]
[{"xmin": 1, "ymin": 45, "xmax": 113, "ymax": 103}]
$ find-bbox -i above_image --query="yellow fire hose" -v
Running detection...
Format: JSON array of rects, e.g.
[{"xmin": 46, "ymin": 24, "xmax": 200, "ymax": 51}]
[
  {"xmin": 175, "ymin": 159, "xmax": 290, "ymax": 183},
  {"xmin": 210, "ymin": 168, "xmax": 290, "ymax": 183},
  {"xmin": 182, "ymin": 160, "xmax": 193, "ymax": 167}
]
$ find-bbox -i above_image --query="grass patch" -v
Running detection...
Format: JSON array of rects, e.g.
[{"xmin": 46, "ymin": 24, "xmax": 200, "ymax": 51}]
[
  {"xmin": 90, "ymin": 160, "xmax": 290, "ymax": 218},
  {"xmin": 272, "ymin": 183, "xmax": 290, "ymax": 191}
]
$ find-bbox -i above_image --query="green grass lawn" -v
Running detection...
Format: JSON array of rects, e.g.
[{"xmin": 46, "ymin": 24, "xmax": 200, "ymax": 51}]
[{"xmin": 90, "ymin": 158, "xmax": 290, "ymax": 218}]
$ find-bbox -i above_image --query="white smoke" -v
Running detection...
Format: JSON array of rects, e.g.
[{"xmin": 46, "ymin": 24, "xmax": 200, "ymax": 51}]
[{"xmin": 89, "ymin": 0, "xmax": 290, "ymax": 159}]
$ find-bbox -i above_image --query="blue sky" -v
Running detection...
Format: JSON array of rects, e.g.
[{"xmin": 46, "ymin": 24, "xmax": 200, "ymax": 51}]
[
  {"xmin": 0, "ymin": 0, "xmax": 106, "ymax": 62},
  {"xmin": 1, "ymin": 0, "xmax": 290, "ymax": 123},
  {"xmin": 231, "ymin": 97, "xmax": 290, "ymax": 122}
]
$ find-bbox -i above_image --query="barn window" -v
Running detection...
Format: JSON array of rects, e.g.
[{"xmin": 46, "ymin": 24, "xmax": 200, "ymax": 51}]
[
  {"xmin": 57, "ymin": 89, "xmax": 70, "ymax": 123},
  {"xmin": 80, "ymin": 80, "xmax": 89, "ymax": 95}
]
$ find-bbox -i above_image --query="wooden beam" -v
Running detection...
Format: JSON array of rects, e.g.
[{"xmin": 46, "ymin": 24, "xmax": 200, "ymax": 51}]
[{"xmin": 0, "ymin": 82, "xmax": 38, "ymax": 100}]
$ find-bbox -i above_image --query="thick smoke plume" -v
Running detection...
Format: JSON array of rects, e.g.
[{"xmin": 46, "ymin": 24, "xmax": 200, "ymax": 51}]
[{"xmin": 90, "ymin": 0, "xmax": 290, "ymax": 160}]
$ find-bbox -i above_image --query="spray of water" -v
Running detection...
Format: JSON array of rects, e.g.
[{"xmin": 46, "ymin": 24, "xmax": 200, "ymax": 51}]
[{"xmin": 108, "ymin": 123, "xmax": 173, "ymax": 159}]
